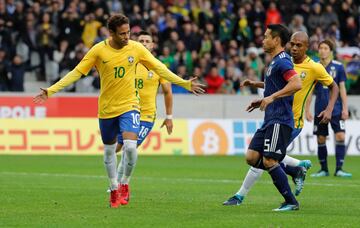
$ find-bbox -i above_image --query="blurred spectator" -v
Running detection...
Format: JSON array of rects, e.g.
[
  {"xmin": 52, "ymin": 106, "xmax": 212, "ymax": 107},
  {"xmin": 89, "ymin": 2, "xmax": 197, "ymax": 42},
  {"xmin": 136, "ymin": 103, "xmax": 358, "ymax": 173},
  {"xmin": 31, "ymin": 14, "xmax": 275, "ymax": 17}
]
[
  {"xmin": 307, "ymin": 3, "xmax": 323, "ymax": 33},
  {"xmin": 205, "ymin": 65, "xmax": 224, "ymax": 94},
  {"xmin": 0, "ymin": 0, "xmax": 358, "ymax": 94},
  {"xmin": 265, "ymin": 2, "xmax": 282, "ymax": 26},
  {"xmin": 81, "ymin": 13, "xmax": 102, "ymax": 48},
  {"xmin": 245, "ymin": 47, "xmax": 264, "ymax": 80},
  {"xmin": 289, "ymin": 14, "xmax": 308, "ymax": 34},
  {"xmin": 9, "ymin": 55, "xmax": 26, "ymax": 91},
  {"xmin": 346, "ymin": 54, "xmax": 360, "ymax": 94},
  {"xmin": 0, "ymin": 48, "xmax": 10, "ymax": 91},
  {"xmin": 171, "ymin": 65, "xmax": 189, "ymax": 94}
]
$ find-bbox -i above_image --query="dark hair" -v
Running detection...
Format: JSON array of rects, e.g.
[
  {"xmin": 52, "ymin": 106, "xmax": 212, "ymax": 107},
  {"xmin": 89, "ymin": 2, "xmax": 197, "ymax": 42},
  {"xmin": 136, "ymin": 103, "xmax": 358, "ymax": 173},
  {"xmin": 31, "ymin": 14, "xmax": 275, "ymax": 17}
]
[
  {"xmin": 267, "ymin": 24, "xmax": 291, "ymax": 47},
  {"xmin": 107, "ymin": 14, "xmax": 129, "ymax": 32},
  {"xmin": 138, "ymin": 30, "xmax": 151, "ymax": 36},
  {"xmin": 319, "ymin": 39, "xmax": 335, "ymax": 51}
]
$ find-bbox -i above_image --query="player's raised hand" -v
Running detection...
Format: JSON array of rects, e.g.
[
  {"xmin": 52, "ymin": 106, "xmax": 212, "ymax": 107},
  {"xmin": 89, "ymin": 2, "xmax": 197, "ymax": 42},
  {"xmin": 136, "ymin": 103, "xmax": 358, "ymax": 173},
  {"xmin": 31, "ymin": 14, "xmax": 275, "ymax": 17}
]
[
  {"xmin": 260, "ymin": 96, "xmax": 274, "ymax": 111},
  {"xmin": 189, "ymin": 77, "xmax": 206, "ymax": 95},
  {"xmin": 318, "ymin": 108, "xmax": 332, "ymax": 124},
  {"xmin": 246, "ymin": 99, "xmax": 262, "ymax": 112},
  {"xmin": 33, "ymin": 88, "xmax": 48, "ymax": 104},
  {"xmin": 240, "ymin": 79, "xmax": 254, "ymax": 88},
  {"xmin": 161, "ymin": 118, "xmax": 173, "ymax": 135}
]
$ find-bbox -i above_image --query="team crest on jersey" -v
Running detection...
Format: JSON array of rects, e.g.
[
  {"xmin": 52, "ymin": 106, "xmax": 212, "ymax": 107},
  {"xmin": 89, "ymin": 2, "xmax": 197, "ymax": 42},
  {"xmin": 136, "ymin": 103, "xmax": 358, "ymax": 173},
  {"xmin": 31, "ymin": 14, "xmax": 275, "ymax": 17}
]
[
  {"xmin": 330, "ymin": 66, "xmax": 337, "ymax": 78},
  {"xmin": 300, "ymin": 71, "xmax": 306, "ymax": 80},
  {"xmin": 128, "ymin": 56, "xmax": 134, "ymax": 64},
  {"xmin": 147, "ymin": 71, "xmax": 154, "ymax": 79}
]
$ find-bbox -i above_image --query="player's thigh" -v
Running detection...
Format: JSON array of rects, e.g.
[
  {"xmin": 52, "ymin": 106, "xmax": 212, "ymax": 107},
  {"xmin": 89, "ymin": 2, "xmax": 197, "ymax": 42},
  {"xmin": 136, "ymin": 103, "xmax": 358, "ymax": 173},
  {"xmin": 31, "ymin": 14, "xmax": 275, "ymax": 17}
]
[
  {"xmin": 137, "ymin": 121, "xmax": 155, "ymax": 146},
  {"xmin": 247, "ymin": 128, "xmax": 266, "ymax": 165},
  {"xmin": 98, "ymin": 117, "xmax": 119, "ymax": 144},
  {"xmin": 262, "ymin": 123, "xmax": 292, "ymax": 161},
  {"xmin": 330, "ymin": 115, "xmax": 346, "ymax": 141},
  {"xmin": 119, "ymin": 110, "xmax": 140, "ymax": 140},
  {"xmin": 313, "ymin": 116, "xmax": 329, "ymax": 137}
]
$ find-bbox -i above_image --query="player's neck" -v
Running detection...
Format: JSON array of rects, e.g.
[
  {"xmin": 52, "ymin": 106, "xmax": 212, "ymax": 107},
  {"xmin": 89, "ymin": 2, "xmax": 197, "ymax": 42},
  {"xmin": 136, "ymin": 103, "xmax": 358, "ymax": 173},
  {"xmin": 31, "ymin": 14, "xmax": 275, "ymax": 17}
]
[
  {"xmin": 320, "ymin": 57, "xmax": 332, "ymax": 67},
  {"xmin": 270, "ymin": 47, "xmax": 284, "ymax": 59},
  {"xmin": 109, "ymin": 39, "xmax": 125, "ymax": 50},
  {"xmin": 293, "ymin": 55, "xmax": 307, "ymax": 64}
]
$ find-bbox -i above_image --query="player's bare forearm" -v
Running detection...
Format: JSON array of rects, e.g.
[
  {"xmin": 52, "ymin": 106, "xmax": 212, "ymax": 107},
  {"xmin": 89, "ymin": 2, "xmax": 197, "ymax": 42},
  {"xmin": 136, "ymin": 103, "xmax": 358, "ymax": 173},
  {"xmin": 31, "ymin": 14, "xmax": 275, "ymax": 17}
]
[
  {"xmin": 252, "ymin": 81, "xmax": 265, "ymax": 88},
  {"xmin": 241, "ymin": 79, "xmax": 264, "ymax": 88},
  {"xmin": 162, "ymin": 83, "xmax": 173, "ymax": 116},
  {"xmin": 305, "ymin": 90, "xmax": 314, "ymax": 121},
  {"xmin": 270, "ymin": 75, "xmax": 302, "ymax": 100},
  {"xmin": 325, "ymin": 81, "xmax": 339, "ymax": 113},
  {"xmin": 339, "ymin": 82, "xmax": 348, "ymax": 119}
]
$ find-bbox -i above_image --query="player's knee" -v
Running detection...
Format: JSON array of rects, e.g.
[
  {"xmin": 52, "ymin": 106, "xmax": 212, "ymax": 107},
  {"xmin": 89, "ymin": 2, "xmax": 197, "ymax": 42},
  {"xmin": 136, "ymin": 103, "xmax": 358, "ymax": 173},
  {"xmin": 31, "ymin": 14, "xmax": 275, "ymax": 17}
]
[
  {"xmin": 123, "ymin": 140, "xmax": 138, "ymax": 165},
  {"xmin": 103, "ymin": 143, "xmax": 117, "ymax": 163},
  {"xmin": 335, "ymin": 132, "xmax": 345, "ymax": 142},
  {"xmin": 317, "ymin": 136, "xmax": 326, "ymax": 144},
  {"xmin": 263, "ymin": 157, "xmax": 278, "ymax": 169},
  {"xmin": 245, "ymin": 150, "xmax": 260, "ymax": 166}
]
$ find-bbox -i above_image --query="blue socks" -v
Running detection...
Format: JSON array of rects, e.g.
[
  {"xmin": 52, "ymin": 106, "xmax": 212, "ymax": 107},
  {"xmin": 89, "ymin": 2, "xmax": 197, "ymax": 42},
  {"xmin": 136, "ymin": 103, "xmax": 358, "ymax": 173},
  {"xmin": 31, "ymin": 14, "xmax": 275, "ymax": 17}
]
[
  {"xmin": 280, "ymin": 163, "xmax": 299, "ymax": 178},
  {"xmin": 318, "ymin": 143, "xmax": 328, "ymax": 172},
  {"xmin": 269, "ymin": 164, "xmax": 298, "ymax": 205},
  {"xmin": 335, "ymin": 141, "xmax": 345, "ymax": 172}
]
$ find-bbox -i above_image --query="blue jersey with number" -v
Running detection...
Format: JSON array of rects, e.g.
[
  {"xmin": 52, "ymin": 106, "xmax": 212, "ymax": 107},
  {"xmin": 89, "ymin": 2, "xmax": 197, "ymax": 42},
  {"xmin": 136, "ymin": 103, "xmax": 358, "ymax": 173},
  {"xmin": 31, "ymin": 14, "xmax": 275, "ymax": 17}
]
[
  {"xmin": 263, "ymin": 51, "xmax": 296, "ymax": 129},
  {"xmin": 314, "ymin": 60, "xmax": 346, "ymax": 116}
]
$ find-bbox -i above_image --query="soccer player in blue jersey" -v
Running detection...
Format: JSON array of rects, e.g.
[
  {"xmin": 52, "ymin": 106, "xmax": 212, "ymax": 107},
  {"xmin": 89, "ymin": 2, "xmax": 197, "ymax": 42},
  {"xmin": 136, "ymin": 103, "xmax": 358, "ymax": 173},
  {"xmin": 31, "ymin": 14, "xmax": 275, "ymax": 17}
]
[
  {"xmin": 306, "ymin": 39, "xmax": 352, "ymax": 177},
  {"xmin": 242, "ymin": 24, "xmax": 302, "ymax": 211}
]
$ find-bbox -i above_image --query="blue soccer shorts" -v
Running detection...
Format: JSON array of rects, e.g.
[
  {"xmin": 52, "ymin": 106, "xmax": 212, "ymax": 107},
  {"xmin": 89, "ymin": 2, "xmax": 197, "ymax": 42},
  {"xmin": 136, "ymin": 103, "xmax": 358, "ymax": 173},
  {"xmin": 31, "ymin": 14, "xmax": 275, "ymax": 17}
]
[
  {"xmin": 117, "ymin": 120, "xmax": 154, "ymax": 146},
  {"xmin": 313, "ymin": 115, "xmax": 345, "ymax": 136},
  {"xmin": 99, "ymin": 110, "xmax": 140, "ymax": 144},
  {"xmin": 248, "ymin": 123, "xmax": 292, "ymax": 161}
]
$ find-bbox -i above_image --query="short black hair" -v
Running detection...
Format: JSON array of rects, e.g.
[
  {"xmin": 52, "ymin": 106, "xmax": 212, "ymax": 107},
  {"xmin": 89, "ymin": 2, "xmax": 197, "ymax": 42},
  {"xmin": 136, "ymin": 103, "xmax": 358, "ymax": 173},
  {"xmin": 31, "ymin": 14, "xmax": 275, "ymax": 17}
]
[
  {"xmin": 319, "ymin": 39, "xmax": 335, "ymax": 51},
  {"xmin": 138, "ymin": 30, "xmax": 151, "ymax": 36},
  {"xmin": 107, "ymin": 14, "xmax": 129, "ymax": 32},
  {"xmin": 267, "ymin": 24, "xmax": 291, "ymax": 47}
]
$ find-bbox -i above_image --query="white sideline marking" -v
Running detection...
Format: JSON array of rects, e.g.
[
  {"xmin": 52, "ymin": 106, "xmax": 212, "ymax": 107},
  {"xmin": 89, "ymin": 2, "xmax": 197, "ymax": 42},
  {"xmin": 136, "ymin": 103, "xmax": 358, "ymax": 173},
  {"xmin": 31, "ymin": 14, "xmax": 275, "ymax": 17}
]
[{"xmin": 0, "ymin": 171, "xmax": 359, "ymax": 188}]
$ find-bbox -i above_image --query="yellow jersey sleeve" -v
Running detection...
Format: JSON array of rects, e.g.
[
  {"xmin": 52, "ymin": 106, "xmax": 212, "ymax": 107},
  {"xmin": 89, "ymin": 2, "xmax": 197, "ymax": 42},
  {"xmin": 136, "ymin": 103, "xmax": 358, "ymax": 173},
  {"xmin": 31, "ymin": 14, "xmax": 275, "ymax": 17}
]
[
  {"xmin": 314, "ymin": 62, "xmax": 334, "ymax": 86},
  {"xmin": 136, "ymin": 43, "xmax": 191, "ymax": 90},
  {"xmin": 159, "ymin": 78, "xmax": 168, "ymax": 85},
  {"xmin": 75, "ymin": 45, "xmax": 98, "ymax": 75},
  {"xmin": 47, "ymin": 69, "xmax": 83, "ymax": 97}
]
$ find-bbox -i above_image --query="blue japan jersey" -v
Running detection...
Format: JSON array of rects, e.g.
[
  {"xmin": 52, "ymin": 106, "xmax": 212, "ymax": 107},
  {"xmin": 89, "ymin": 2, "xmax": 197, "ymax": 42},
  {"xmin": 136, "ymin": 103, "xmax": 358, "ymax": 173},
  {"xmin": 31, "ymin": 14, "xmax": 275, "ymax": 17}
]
[
  {"xmin": 263, "ymin": 51, "xmax": 295, "ymax": 129},
  {"xmin": 314, "ymin": 60, "xmax": 346, "ymax": 116}
]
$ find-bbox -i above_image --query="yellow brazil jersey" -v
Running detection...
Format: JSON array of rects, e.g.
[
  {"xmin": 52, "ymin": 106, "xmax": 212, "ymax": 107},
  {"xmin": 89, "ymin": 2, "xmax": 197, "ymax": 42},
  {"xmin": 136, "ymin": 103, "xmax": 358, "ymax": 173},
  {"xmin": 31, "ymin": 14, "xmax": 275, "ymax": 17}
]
[
  {"xmin": 47, "ymin": 39, "xmax": 190, "ymax": 119},
  {"xmin": 135, "ymin": 63, "xmax": 167, "ymax": 122},
  {"xmin": 293, "ymin": 56, "xmax": 334, "ymax": 129}
]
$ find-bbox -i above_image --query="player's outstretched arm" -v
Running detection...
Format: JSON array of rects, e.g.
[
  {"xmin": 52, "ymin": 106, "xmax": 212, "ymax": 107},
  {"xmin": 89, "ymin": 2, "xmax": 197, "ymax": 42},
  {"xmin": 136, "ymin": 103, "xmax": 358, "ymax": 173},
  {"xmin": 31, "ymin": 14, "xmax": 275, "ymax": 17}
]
[
  {"xmin": 318, "ymin": 81, "xmax": 339, "ymax": 124},
  {"xmin": 188, "ymin": 77, "xmax": 205, "ymax": 95},
  {"xmin": 241, "ymin": 79, "xmax": 264, "ymax": 89},
  {"xmin": 33, "ymin": 88, "xmax": 49, "ymax": 104},
  {"xmin": 160, "ymin": 82, "xmax": 173, "ymax": 135},
  {"xmin": 33, "ymin": 69, "xmax": 83, "ymax": 104},
  {"xmin": 138, "ymin": 43, "xmax": 205, "ymax": 94},
  {"xmin": 259, "ymin": 74, "xmax": 302, "ymax": 111}
]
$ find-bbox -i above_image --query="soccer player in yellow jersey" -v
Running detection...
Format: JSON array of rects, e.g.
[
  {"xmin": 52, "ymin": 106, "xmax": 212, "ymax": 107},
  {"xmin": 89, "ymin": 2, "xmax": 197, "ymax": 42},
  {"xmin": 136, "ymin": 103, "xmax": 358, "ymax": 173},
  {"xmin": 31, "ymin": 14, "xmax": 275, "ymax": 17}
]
[
  {"xmin": 115, "ymin": 31, "xmax": 174, "ymax": 205},
  {"xmin": 33, "ymin": 14, "xmax": 204, "ymax": 208},
  {"xmin": 223, "ymin": 31, "xmax": 339, "ymax": 206}
]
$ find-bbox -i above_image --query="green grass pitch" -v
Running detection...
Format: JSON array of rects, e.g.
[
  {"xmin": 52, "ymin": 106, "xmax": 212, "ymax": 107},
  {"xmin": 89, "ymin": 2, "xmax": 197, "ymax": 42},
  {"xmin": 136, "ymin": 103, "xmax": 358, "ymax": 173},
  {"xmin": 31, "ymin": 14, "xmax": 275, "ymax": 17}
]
[{"xmin": 0, "ymin": 155, "xmax": 359, "ymax": 227}]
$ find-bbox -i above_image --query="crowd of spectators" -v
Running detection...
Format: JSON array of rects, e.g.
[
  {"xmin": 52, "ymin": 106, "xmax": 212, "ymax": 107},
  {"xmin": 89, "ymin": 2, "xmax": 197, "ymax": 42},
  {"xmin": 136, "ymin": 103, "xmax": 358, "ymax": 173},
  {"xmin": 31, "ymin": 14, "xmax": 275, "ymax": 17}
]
[{"xmin": 0, "ymin": 0, "xmax": 359, "ymax": 94}]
